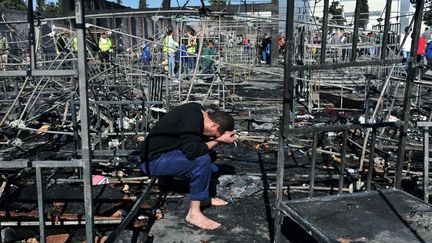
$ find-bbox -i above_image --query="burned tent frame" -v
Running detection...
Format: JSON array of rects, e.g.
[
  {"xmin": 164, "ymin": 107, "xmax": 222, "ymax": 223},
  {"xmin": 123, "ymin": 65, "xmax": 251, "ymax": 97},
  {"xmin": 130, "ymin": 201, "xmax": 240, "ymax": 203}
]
[{"xmin": 274, "ymin": 0, "xmax": 426, "ymax": 242}]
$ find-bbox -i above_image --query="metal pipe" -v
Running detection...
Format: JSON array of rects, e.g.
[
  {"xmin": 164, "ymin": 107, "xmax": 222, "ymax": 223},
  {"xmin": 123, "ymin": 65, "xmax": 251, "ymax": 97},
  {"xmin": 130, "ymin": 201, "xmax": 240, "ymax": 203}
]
[
  {"xmin": 36, "ymin": 167, "xmax": 46, "ymax": 243},
  {"xmin": 381, "ymin": 0, "xmax": 392, "ymax": 60},
  {"xmin": 366, "ymin": 128, "xmax": 377, "ymax": 191},
  {"xmin": 75, "ymin": 0, "xmax": 94, "ymax": 241},
  {"xmin": 423, "ymin": 127, "xmax": 430, "ymax": 202},
  {"xmin": 396, "ymin": 0, "xmax": 424, "ymax": 189},
  {"xmin": 27, "ymin": 0, "xmax": 36, "ymax": 71},
  {"xmin": 338, "ymin": 129, "xmax": 348, "ymax": 194},
  {"xmin": 350, "ymin": 0, "xmax": 361, "ymax": 62},
  {"xmin": 105, "ymin": 177, "xmax": 156, "ymax": 243},
  {"xmin": 309, "ymin": 130, "xmax": 318, "ymax": 197},
  {"xmin": 320, "ymin": 0, "xmax": 329, "ymax": 64},
  {"xmin": 282, "ymin": 0, "xmax": 295, "ymax": 136}
]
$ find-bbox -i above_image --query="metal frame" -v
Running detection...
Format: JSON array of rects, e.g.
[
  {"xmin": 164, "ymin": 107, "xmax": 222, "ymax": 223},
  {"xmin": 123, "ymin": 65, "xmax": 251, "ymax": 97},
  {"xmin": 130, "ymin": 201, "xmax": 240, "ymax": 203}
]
[
  {"xmin": 274, "ymin": 0, "xmax": 423, "ymax": 242},
  {"xmin": 277, "ymin": 188, "xmax": 429, "ymax": 243},
  {"xmin": 0, "ymin": 1, "xmax": 95, "ymax": 242},
  {"xmin": 417, "ymin": 121, "xmax": 432, "ymax": 202}
]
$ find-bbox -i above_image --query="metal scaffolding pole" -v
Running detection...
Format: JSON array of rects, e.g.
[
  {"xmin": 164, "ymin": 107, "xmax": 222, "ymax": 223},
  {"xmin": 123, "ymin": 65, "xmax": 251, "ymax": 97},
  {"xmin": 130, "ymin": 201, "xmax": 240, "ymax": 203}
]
[
  {"xmin": 75, "ymin": 0, "xmax": 94, "ymax": 241},
  {"xmin": 350, "ymin": 0, "xmax": 361, "ymax": 62},
  {"xmin": 320, "ymin": 0, "xmax": 329, "ymax": 64},
  {"xmin": 274, "ymin": 0, "xmax": 295, "ymax": 242},
  {"xmin": 395, "ymin": 0, "xmax": 424, "ymax": 189},
  {"xmin": 381, "ymin": 0, "xmax": 392, "ymax": 60}
]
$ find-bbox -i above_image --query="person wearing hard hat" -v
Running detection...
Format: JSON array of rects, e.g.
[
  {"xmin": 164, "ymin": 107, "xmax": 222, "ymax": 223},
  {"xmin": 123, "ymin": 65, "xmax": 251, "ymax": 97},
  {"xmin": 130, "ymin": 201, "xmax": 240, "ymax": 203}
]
[{"xmin": 98, "ymin": 31, "xmax": 113, "ymax": 63}]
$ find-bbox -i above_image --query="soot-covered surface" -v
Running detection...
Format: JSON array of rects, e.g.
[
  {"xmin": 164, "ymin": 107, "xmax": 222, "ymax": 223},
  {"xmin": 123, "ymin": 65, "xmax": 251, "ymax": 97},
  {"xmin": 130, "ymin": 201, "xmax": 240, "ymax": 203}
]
[{"xmin": 281, "ymin": 189, "xmax": 432, "ymax": 243}]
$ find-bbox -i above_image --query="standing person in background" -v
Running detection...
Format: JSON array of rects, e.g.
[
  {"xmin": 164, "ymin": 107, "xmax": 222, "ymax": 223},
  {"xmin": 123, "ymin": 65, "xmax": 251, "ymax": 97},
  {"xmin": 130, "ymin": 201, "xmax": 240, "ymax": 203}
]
[
  {"xmin": 163, "ymin": 29, "xmax": 178, "ymax": 80},
  {"xmin": 423, "ymin": 27, "xmax": 431, "ymax": 43},
  {"xmin": 140, "ymin": 37, "xmax": 154, "ymax": 74},
  {"xmin": 418, "ymin": 35, "xmax": 427, "ymax": 66},
  {"xmin": 186, "ymin": 27, "xmax": 197, "ymax": 74},
  {"xmin": 400, "ymin": 27, "xmax": 412, "ymax": 71},
  {"xmin": 259, "ymin": 34, "xmax": 269, "ymax": 64},
  {"xmin": 202, "ymin": 40, "xmax": 216, "ymax": 75},
  {"xmin": 422, "ymin": 40, "xmax": 432, "ymax": 75},
  {"xmin": 178, "ymin": 39, "xmax": 189, "ymax": 77},
  {"xmin": 98, "ymin": 31, "xmax": 113, "ymax": 63}
]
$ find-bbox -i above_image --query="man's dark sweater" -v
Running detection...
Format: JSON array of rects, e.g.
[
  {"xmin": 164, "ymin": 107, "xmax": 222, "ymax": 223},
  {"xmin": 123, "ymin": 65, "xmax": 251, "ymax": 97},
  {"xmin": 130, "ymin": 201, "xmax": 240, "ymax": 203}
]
[{"xmin": 140, "ymin": 103, "xmax": 209, "ymax": 162}]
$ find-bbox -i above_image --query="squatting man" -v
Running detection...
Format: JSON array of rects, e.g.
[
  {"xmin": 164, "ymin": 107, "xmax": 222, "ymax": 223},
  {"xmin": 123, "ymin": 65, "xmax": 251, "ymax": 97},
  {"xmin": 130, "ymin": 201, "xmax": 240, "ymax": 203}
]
[{"xmin": 139, "ymin": 102, "xmax": 238, "ymax": 230}]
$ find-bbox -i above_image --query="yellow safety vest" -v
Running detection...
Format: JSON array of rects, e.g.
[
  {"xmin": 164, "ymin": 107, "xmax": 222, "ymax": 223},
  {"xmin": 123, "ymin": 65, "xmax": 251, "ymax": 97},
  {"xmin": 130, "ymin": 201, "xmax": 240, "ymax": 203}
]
[
  {"xmin": 99, "ymin": 37, "xmax": 112, "ymax": 52},
  {"xmin": 163, "ymin": 36, "xmax": 169, "ymax": 54},
  {"xmin": 73, "ymin": 35, "xmax": 78, "ymax": 51},
  {"xmin": 187, "ymin": 35, "xmax": 196, "ymax": 54}
]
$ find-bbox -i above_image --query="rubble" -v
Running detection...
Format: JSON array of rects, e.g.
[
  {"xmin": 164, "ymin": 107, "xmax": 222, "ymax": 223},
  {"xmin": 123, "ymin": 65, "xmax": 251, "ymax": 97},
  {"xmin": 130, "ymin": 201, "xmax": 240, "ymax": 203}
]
[
  {"xmin": 0, "ymin": 0, "xmax": 431, "ymax": 242},
  {"xmin": 216, "ymin": 175, "xmax": 263, "ymax": 199}
]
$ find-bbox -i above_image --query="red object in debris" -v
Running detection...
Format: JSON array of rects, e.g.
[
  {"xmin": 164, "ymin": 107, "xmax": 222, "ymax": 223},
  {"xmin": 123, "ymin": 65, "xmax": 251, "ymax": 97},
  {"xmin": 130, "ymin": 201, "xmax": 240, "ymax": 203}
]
[{"xmin": 46, "ymin": 234, "xmax": 70, "ymax": 243}]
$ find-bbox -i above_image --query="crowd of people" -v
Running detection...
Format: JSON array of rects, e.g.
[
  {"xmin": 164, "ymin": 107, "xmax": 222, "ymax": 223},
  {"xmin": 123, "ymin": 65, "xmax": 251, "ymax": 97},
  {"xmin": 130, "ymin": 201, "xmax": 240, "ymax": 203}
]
[
  {"xmin": 138, "ymin": 27, "xmax": 218, "ymax": 83},
  {"xmin": 400, "ymin": 26, "xmax": 432, "ymax": 74}
]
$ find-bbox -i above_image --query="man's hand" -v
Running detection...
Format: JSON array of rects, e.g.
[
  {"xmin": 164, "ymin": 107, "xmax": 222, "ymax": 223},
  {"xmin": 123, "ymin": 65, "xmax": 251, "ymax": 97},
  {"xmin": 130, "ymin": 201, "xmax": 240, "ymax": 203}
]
[{"xmin": 216, "ymin": 131, "xmax": 238, "ymax": 144}]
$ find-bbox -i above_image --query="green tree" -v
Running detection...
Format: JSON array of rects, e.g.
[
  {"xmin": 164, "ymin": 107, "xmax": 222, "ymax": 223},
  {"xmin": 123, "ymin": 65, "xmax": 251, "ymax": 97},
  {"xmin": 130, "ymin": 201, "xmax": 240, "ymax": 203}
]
[
  {"xmin": 328, "ymin": 1, "xmax": 345, "ymax": 26},
  {"xmin": 139, "ymin": 0, "xmax": 147, "ymax": 9},
  {"xmin": 209, "ymin": 0, "xmax": 227, "ymax": 7},
  {"xmin": 358, "ymin": 0, "xmax": 369, "ymax": 29},
  {"xmin": 36, "ymin": 0, "xmax": 64, "ymax": 18},
  {"xmin": 0, "ymin": 0, "xmax": 26, "ymax": 11}
]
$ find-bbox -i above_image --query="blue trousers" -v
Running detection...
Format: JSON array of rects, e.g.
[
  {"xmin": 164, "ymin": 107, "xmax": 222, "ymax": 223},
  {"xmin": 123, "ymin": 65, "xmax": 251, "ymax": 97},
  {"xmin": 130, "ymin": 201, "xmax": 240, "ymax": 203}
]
[{"xmin": 141, "ymin": 150, "xmax": 216, "ymax": 201}]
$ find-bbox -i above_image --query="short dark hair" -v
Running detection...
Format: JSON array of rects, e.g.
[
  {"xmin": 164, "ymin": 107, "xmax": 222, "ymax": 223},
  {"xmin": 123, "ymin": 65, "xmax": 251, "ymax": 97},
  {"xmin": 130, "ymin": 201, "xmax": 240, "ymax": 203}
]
[{"xmin": 208, "ymin": 111, "xmax": 234, "ymax": 134}]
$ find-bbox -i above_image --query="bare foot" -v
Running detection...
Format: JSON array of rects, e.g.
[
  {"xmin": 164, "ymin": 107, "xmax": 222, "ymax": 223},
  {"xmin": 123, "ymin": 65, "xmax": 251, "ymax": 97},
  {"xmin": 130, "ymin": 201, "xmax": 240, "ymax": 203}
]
[
  {"xmin": 186, "ymin": 211, "xmax": 221, "ymax": 230},
  {"xmin": 211, "ymin": 197, "xmax": 228, "ymax": 206}
]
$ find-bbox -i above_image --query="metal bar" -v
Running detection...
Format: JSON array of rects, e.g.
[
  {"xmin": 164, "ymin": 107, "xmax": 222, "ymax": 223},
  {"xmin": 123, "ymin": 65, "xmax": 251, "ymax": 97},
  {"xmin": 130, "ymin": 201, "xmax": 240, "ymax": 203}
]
[
  {"xmin": 75, "ymin": 0, "xmax": 94, "ymax": 241},
  {"xmin": 105, "ymin": 177, "xmax": 156, "ymax": 243},
  {"xmin": 274, "ymin": 129, "xmax": 286, "ymax": 242},
  {"xmin": 320, "ymin": 0, "xmax": 329, "ymax": 64},
  {"xmin": 366, "ymin": 128, "xmax": 377, "ymax": 191},
  {"xmin": 0, "ymin": 160, "xmax": 82, "ymax": 168},
  {"xmin": 275, "ymin": 1, "xmax": 295, "ymax": 241},
  {"xmin": 396, "ymin": 0, "xmax": 424, "ymax": 189},
  {"xmin": 96, "ymin": 104, "xmax": 103, "ymax": 150},
  {"xmin": 418, "ymin": 122, "xmax": 432, "ymax": 127},
  {"xmin": 338, "ymin": 129, "xmax": 348, "ymax": 194},
  {"xmin": 0, "ymin": 70, "xmax": 77, "ymax": 77},
  {"xmin": 119, "ymin": 104, "xmax": 125, "ymax": 150},
  {"xmin": 72, "ymin": 100, "xmax": 165, "ymax": 105},
  {"xmin": 282, "ymin": 0, "xmax": 295, "ymax": 137},
  {"xmin": 286, "ymin": 122, "xmax": 399, "ymax": 134},
  {"xmin": 424, "ymin": 127, "xmax": 430, "ymax": 202},
  {"xmin": 381, "ymin": 0, "xmax": 392, "ymax": 60},
  {"xmin": 27, "ymin": 0, "xmax": 36, "ymax": 70},
  {"xmin": 351, "ymin": 0, "xmax": 361, "ymax": 62},
  {"xmin": 35, "ymin": 167, "xmax": 46, "ymax": 243},
  {"xmin": 309, "ymin": 131, "xmax": 318, "ymax": 197},
  {"xmin": 0, "ymin": 219, "xmax": 122, "ymax": 226},
  {"xmin": 292, "ymin": 58, "xmax": 403, "ymax": 72}
]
